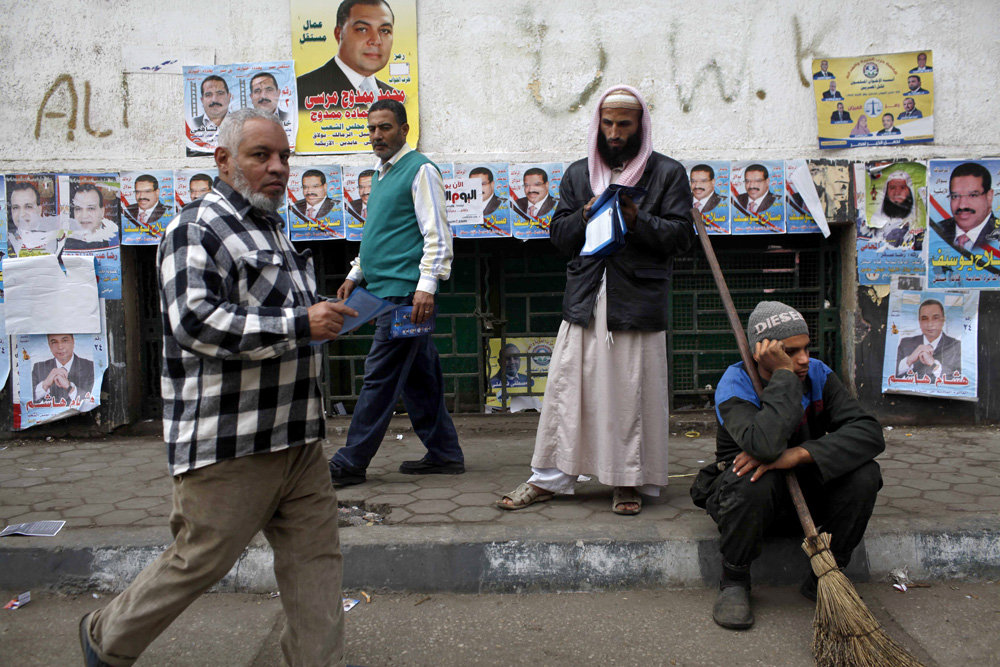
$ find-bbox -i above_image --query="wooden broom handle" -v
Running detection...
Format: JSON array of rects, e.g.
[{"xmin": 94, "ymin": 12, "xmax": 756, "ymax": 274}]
[{"xmin": 692, "ymin": 209, "xmax": 818, "ymax": 539}]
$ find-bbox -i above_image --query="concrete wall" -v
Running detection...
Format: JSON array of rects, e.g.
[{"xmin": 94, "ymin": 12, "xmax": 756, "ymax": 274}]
[
  {"xmin": 3, "ymin": 0, "xmax": 998, "ymax": 171},
  {"xmin": 2, "ymin": 0, "xmax": 997, "ymax": 422}
]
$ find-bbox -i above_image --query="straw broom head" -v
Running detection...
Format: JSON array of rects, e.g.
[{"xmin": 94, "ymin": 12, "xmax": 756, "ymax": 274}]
[{"xmin": 804, "ymin": 533, "xmax": 924, "ymax": 667}]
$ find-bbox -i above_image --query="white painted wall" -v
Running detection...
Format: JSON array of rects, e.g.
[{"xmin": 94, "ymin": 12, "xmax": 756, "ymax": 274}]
[{"xmin": 0, "ymin": 0, "xmax": 995, "ymax": 172}]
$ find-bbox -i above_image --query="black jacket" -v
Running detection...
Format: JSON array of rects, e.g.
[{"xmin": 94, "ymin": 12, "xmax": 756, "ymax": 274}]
[
  {"xmin": 690, "ymin": 360, "xmax": 884, "ymax": 508},
  {"xmin": 551, "ymin": 153, "xmax": 694, "ymax": 331}
]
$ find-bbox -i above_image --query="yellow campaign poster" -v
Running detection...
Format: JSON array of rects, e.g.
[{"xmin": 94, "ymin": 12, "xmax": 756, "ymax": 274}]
[
  {"xmin": 485, "ymin": 337, "xmax": 555, "ymax": 412},
  {"xmin": 813, "ymin": 50, "xmax": 933, "ymax": 150},
  {"xmin": 291, "ymin": 0, "xmax": 419, "ymax": 154}
]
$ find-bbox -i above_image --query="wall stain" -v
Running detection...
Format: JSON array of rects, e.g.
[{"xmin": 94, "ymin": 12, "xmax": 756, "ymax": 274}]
[
  {"xmin": 523, "ymin": 18, "xmax": 605, "ymax": 115},
  {"xmin": 666, "ymin": 27, "xmax": 741, "ymax": 113},
  {"xmin": 793, "ymin": 15, "xmax": 830, "ymax": 88},
  {"xmin": 35, "ymin": 74, "xmax": 113, "ymax": 141}
]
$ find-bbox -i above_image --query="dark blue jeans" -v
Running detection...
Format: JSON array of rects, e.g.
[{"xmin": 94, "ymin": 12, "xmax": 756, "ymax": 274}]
[{"xmin": 331, "ymin": 295, "xmax": 462, "ymax": 472}]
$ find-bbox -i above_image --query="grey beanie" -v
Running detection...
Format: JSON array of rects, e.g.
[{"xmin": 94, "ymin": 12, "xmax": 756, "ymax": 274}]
[{"xmin": 747, "ymin": 301, "xmax": 809, "ymax": 349}]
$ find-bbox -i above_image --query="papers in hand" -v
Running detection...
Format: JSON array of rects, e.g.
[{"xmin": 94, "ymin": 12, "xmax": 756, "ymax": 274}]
[
  {"xmin": 580, "ymin": 184, "xmax": 646, "ymax": 258},
  {"xmin": 313, "ymin": 287, "xmax": 396, "ymax": 344}
]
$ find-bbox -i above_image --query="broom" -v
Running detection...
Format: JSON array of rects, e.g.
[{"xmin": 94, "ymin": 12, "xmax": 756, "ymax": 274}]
[{"xmin": 691, "ymin": 209, "xmax": 923, "ymax": 667}]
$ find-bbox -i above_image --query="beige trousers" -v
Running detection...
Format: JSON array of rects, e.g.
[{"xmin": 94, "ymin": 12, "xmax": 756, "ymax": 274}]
[{"xmin": 86, "ymin": 441, "xmax": 345, "ymax": 667}]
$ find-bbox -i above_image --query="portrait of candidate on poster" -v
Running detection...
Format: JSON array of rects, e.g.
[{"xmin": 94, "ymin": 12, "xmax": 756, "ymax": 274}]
[
  {"xmin": 183, "ymin": 66, "xmax": 239, "ymax": 157},
  {"xmin": 184, "ymin": 62, "xmax": 298, "ymax": 157},
  {"xmin": 485, "ymin": 337, "xmax": 555, "ymax": 413},
  {"xmin": 342, "ymin": 165, "xmax": 376, "ymax": 241},
  {"xmin": 55, "ymin": 174, "xmax": 122, "ymax": 300},
  {"xmin": 241, "ymin": 62, "xmax": 299, "ymax": 151},
  {"xmin": 882, "ymin": 286, "xmax": 978, "ymax": 402},
  {"xmin": 291, "ymin": 0, "xmax": 419, "ymax": 154},
  {"xmin": 857, "ymin": 161, "xmax": 927, "ymax": 286},
  {"xmin": 927, "ymin": 159, "xmax": 1000, "ymax": 290},
  {"xmin": 683, "ymin": 161, "xmax": 730, "ymax": 235},
  {"xmin": 174, "ymin": 169, "xmax": 219, "ymax": 209},
  {"xmin": 509, "ymin": 163, "xmax": 564, "ymax": 240},
  {"xmin": 452, "ymin": 163, "xmax": 512, "ymax": 238},
  {"xmin": 6, "ymin": 174, "xmax": 58, "ymax": 259},
  {"xmin": 14, "ymin": 327, "xmax": 109, "ymax": 430},
  {"xmin": 120, "ymin": 171, "xmax": 174, "ymax": 245},
  {"xmin": 730, "ymin": 161, "xmax": 786, "ymax": 234},
  {"xmin": 813, "ymin": 51, "xmax": 934, "ymax": 150},
  {"xmin": 287, "ymin": 166, "xmax": 345, "ymax": 241}
]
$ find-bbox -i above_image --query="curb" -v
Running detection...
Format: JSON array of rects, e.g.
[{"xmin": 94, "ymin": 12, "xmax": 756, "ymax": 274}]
[{"xmin": 2, "ymin": 515, "xmax": 997, "ymax": 595}]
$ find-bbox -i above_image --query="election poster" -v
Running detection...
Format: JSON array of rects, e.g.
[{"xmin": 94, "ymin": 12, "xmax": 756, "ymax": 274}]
[
  {"xmin": 342, "ymin": 166, "xmax": 375, "ymax": 241},
  {"xmin": 183, "ymin": 62, "xmax": 298, "ymax": 157},
  {"xmin": 13, "ymin": 316, "xmax": 109, "ymax": 430},
  {"xmin": 120, "ymin": 171, "xmax": 174, "ymax": 245},
  {"xmin": 857, "ymin": 161, "xmax": 927, "ymax": 285},
  {"xmin": 485, "ymin": 336, "xmax": 555, "ymax": 412},
  {"xmin": 183, "ymin": 65, "xmax": 239, "ymax": 157},
  {"xmin": 0, "ymin": 303, "xmax": 8, "ymax": 392},
  {"xmin": 926, "ymin": 159, "xmax": 1000, "ymax": 290},
  {"xmin": 452, "ymin": 163, "xmax": 512, "ymax": 238},
  {"xmin": 291, "ymin": 0, "xmax": 419, "ymax": 154},
  {"xmin": 813, "ymin": 51, "xmax": 934, "ymax": 150},
  {"xmin": 287, "ymin": 166, "xmax": 345, "ymax": 241},
  {"xmin": 785, "ymin": 159, "xmax": 853, "ymax": 234},
  {"xmin": 683, "ymin": 161, "xmax": 730, "ymax": 235},
  {"xmin": 6, "ymin": 174, "xmax": 59, "ymax": 259},
  {"xmin": 174, "ymin": 169, "xmax": 218, "ymax": 209},
  {"xmin": 0, "ymin": 175, "xmax": 5, "ymax": 297},
  {"xmin": 882, "ymin": 285, "xmax": 978, "ymax": 401},
  {"xmin": 58, "ymin": 174, "xmax": 122, "ymax": 300},
  {"xmin": 443, "ymin": 177, "xmax": 485, "ymax": 228},
  {"xmin": 509, "ymin": 163, "xmax": 564, "ymax": 240},
  {"xmin": 730, "ymin": 161, "xmax": 786, "ymax": 234}
]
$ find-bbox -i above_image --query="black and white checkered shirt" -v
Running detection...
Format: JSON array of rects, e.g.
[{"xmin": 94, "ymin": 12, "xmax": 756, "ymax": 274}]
[{"xmin": 158, "ymin": 179, "xmax": 325, "ymax": 476}]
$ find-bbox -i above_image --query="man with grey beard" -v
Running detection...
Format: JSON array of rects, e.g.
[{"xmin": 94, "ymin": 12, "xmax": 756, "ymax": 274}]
[{"xmin": 79, "ymin": 108, "xmax": 359, "ymax": 667}]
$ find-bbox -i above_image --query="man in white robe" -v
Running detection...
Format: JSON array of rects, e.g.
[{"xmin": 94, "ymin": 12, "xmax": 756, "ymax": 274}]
[{"xmin": 497, "ymin": 86, "xmax": 694, "ymax": 515}]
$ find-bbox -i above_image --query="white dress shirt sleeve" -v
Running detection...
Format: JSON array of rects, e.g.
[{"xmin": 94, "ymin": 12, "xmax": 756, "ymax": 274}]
[{"xmin": 411, "ymin": 164, "xmax": 454, "ymax": 294}]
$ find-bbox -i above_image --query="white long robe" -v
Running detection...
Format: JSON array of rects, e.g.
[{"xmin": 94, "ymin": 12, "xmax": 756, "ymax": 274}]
[{"xmin": 530, "ymin": 286, "xmax": 670, "ymax": 490}]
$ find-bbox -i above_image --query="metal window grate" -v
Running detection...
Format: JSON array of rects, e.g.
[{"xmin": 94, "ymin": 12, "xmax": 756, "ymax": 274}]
[{"xmin": 668, "ymin": 235, "xmax": 841, "ymax": 405}]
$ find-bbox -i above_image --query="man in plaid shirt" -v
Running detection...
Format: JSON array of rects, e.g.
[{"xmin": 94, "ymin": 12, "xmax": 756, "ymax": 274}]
[{"xmin": 79, "ymin": 108, "xmax": 359, "ymax": 667}]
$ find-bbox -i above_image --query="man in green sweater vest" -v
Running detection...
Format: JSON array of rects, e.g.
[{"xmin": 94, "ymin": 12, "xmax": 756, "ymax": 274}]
[{"xmin": 329, "ymin": 99, "xmax": 465, "ymax": 487}]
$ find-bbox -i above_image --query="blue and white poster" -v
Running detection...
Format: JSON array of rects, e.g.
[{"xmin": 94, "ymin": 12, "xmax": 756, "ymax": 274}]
[
  {"xmin": 509, "ymin": 162, "xmax": 564, "ymax": 240},
  {"xmin": 59, "ymin": 174, "xmax": 122, "ymax": 299},
  {"xmin": 452, "ymin": 163, "xmax": 512, "ymax": 238},
  {"xmin": 683, "ymin": 161, "xmax": 730, "ymax": 235},
  {"xmin": 882, "ymin": 286, "xmax": 978, "ymax": 401},
  {"xmin": 184, "ymin": 61, "xmax": 298, "ymax": 157},
  {"xmin": 120, "ymin": 170, "xmax": 174, "ymax": 245},
  {"xmin": 174, "ymin": 168, "xmax": 218, "ymax": 210},
  {"xmin": 0, "ymin": 303, "xmax": 8, "ymax": 392},
  {"xmin": 287, "ymin": 165, "xmax": 345, "ymax": 241},
  {"xmin": 730, "ymin": 161, "xmax": 786, "ymax": 234},
  {"xmin": 13, "ymin": 316, "xmax": 109, "ymax": 430},
  {"xmin": 927, "ymin": 159, "xmax": 1000, "ymax": 290}
]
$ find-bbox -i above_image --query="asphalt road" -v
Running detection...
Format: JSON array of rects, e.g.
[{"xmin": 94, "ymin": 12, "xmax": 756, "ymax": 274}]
[{"xmin": 1, "ymin": 582, "xmax": 997, "ymax": 666}]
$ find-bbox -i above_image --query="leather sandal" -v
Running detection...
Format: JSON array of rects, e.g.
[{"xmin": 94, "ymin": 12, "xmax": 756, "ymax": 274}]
[
  {"xmin": 612, "ymin": 486, "xmax": 642, "ymax": 515},
  {"xmin": 496, "ymin": 482, "xmax": 554, "ymax": 510}
]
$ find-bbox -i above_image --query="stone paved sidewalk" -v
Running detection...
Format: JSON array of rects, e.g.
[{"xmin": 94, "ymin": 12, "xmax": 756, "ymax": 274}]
[{"xmin": 2, "ymin": 416, "xmax": 999, "ymax": 531}]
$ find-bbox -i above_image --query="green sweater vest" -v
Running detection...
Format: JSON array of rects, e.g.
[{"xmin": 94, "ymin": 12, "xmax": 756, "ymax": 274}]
[{"xmin": 359, "ymin": 150, "xmax": 439, "ymax": 297}]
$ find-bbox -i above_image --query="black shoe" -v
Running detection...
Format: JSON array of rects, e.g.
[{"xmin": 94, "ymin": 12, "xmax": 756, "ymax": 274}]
[
  {"xmin": 398, "ymin": 456, "xmax": 465, "ymax": 475},
  {"xmin": 329, "ymin": 461, "xmax": 366, "ymax": 487},
  {"xmin": 800, "ymin": 572, "xmax": 819, "ymax": 602},
  {"xmin": 713, "ymin": 585, "xmax": 754, "ymax": 630},
  {"xmin": 79, "ymin": 613, "xmax": 112, "ymax": 667}
]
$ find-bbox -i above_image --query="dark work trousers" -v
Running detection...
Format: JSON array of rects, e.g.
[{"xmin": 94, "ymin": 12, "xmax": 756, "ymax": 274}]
[
  {"xmin": 330, "ymin": 295, "xmax": 463, "ymax": 472},
  {"xmin": 705, "ymin": 460, "xmax": 882, "ymax": 567}
]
